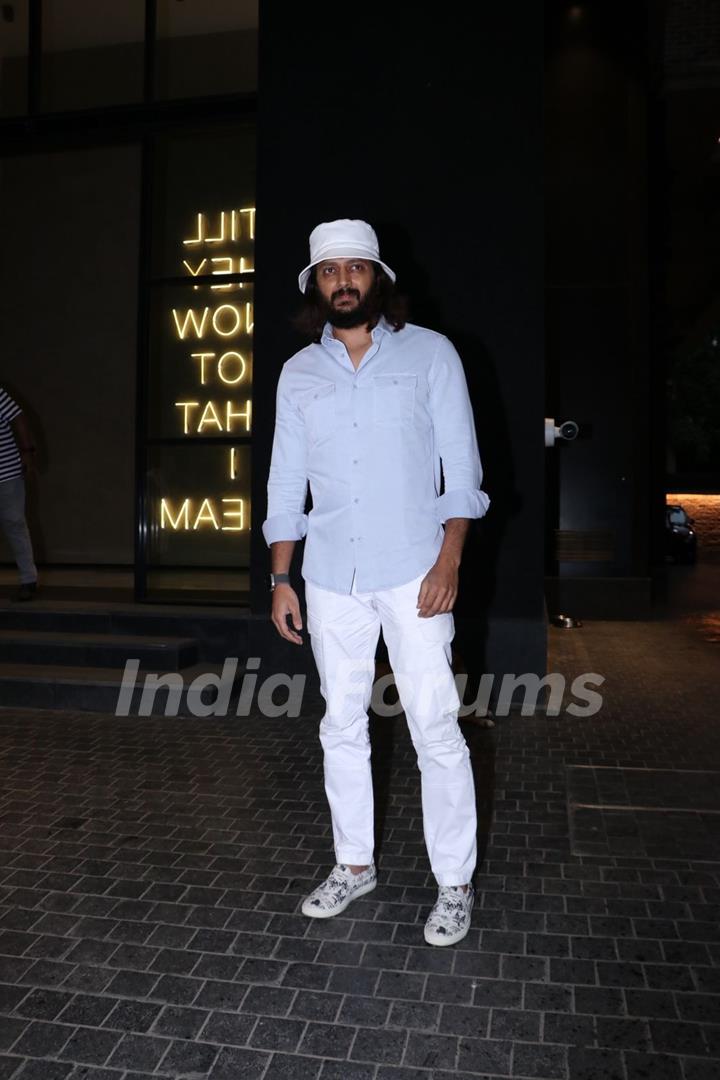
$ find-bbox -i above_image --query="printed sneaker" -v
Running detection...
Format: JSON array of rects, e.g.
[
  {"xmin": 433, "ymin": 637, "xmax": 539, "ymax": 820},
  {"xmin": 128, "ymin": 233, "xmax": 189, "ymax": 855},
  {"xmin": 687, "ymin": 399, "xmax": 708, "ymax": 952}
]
[
  {"xmin": 301, "ymin": 863, "xmax": 377, "ymax": 919},
  {"xmin": 423, "ymin": 884, "xmax": 475, "ymax": 946}
]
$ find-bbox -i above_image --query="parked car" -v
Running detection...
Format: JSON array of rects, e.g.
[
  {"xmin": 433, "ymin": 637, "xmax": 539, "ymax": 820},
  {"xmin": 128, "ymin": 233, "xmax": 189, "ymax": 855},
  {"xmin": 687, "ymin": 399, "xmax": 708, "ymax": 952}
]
[{"xmin": 665, "ymin": 503, "xmax": 698, "ymax": 564}]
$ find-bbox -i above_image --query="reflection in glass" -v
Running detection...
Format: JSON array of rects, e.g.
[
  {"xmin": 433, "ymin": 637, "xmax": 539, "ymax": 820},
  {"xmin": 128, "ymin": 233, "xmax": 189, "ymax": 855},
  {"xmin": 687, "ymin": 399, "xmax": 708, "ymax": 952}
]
[
  {"xmin": 148, "ymin": 281, "xmax": 254, "ymax": 442},
  {"xmin": 0, "ymin": 2, "xmax": 28, "ymax": 116},
  {"xmin": 152, "ymin": 127, "xmax": 256, "ymax": 279},
  {"xmin": 42, "ymin": 1, "xmax": 145, "ymax": 111},
  {"xmin": 156, "ymin": 0, "xmax": 258, "ymax": 100},
  {"xmin": 147, "ymin": 443, "xmax": 251, "ymax": 568}
]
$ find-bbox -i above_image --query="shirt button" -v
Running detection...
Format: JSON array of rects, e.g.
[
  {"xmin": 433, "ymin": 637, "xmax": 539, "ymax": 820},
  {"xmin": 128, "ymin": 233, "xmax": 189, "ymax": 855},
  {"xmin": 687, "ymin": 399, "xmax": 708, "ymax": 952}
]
[
  {"xmin": 353, "ymin": 497, "xmax": 359, "ymax": 503},
  {"xmin": 353, "ymin": 421, "xmax": 358, "ymax": 427},
  {"xmin": 350, "ymin": 537, "xmax": 354, "ymax": 542},
  {"xmin": 393, "ymin": 379, "xmax": 398, "ymax": 384},
  {"xmin": 353, "ymin": 385, "xmax": 358, "ymax": 391},
  {"xmin": 352, "ymin": 459, "xmax": 358, "ymax": 464}
]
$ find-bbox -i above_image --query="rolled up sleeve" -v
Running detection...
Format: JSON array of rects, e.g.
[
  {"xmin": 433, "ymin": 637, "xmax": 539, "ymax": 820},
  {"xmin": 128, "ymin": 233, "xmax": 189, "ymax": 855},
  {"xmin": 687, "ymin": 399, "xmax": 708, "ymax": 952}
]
[
  {"xmin": 262, "ymin": 368, "xmax": 309, "ymax": 546},
  {"xmin": 429, "ymin": 336, "xmax": 490, "ymax": 525}
]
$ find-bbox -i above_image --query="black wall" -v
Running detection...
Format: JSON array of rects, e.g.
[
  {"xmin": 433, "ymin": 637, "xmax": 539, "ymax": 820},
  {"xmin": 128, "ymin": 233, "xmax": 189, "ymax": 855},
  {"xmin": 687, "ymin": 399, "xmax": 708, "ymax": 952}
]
[{"xmin": 251, "ymin": 2, "xmax": 546, "ymax": 691}]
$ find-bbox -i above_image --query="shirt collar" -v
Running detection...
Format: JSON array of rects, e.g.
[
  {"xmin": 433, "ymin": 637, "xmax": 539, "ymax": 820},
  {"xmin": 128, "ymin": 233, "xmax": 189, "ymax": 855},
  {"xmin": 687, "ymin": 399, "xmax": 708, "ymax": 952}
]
[{"xmin": 321, "ymin": 315, "xmax": 392, "ymax": 346}]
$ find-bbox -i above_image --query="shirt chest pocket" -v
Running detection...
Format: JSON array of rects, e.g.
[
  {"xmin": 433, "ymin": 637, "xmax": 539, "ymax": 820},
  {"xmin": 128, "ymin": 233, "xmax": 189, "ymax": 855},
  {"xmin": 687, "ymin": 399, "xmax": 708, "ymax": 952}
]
[
  {"xmin": 298, "ymin": 381, "xmax": 337, "ymax": 445},
  {"xmin": 372, "ymin": 372, "xmax": 417, "ymax": 426}
]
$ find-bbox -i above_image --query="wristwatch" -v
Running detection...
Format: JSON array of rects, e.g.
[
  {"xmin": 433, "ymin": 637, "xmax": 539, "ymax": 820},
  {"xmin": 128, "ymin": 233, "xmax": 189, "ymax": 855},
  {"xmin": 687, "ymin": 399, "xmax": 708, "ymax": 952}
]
[{"xmin": 268, "ymin": 572, "xmax": 291, "ymax": 591}]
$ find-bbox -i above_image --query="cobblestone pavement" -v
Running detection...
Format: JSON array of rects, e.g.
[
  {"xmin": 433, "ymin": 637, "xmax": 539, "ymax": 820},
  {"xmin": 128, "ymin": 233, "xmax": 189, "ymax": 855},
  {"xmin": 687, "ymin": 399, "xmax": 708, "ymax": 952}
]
[{"xmin": 0, "ymin": 608, "xmax": 719, "ymax": 1079}]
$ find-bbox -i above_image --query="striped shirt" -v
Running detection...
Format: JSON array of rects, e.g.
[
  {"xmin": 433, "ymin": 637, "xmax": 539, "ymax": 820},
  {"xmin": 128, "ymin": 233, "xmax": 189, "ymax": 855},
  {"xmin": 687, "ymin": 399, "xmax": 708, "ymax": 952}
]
[{"xmin": 0, "ymin": 388, "xmax": 23, "ymax": 484}]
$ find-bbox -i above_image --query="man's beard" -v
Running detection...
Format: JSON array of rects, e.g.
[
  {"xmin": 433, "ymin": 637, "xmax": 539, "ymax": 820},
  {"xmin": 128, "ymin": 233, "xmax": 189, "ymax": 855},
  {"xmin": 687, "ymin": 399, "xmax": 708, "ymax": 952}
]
[{"xmin": 323, "ymin": 286, "xmax": 378, "ymax": 329}]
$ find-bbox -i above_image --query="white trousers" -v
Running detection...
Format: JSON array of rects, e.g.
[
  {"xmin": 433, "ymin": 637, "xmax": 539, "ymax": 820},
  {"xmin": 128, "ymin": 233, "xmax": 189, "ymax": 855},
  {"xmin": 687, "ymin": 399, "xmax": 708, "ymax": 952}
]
[{"xmin": 305, "ymin": 566, "xmax": 477, "ymax": 886}]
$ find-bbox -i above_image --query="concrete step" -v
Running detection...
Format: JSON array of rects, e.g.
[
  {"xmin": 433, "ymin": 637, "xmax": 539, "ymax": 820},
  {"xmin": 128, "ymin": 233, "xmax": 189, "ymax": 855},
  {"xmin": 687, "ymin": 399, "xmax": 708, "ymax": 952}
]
[
  {"xmin": 0, "ymin": 661, "xmax": 244, "ymax": 715},
  {"xmin": 0, "ymin": 630, "xmax": 199, "ymax": 669},
  {"xmin": 0, "ymin": 601, "xmax": 252, "ymax": 663}
]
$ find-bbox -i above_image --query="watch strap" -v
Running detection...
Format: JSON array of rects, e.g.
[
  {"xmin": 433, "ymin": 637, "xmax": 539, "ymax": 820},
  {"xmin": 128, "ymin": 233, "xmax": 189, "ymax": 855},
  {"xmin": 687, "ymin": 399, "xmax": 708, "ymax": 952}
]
[{"xmin": 269, "ymin": 572, "xmax": 291, "ymax": 590}]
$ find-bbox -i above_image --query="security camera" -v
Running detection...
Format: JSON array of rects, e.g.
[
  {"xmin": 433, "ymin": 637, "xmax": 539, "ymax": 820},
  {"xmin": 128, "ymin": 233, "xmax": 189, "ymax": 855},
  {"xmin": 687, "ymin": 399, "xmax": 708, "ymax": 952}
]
[
  {"xmin": 545, "ymin": 418, "xmax": 580, "ymax": 447},
  {"xmin": 558, "ymin": 420, "xmax": 579, "ymax": 441}
]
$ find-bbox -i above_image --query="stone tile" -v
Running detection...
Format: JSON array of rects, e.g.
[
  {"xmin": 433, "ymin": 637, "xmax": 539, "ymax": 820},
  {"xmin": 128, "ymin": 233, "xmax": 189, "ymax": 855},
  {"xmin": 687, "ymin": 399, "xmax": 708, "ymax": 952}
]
[
  {"xmin": 106, "ymin": 1033, "xmax": 171, "ymax": 1071},
  {"xmin": 199, "ymin": 1010, "xmax": 255, "ymax": 1046},
  {"xmin": 158, "ymin": 1038, "xmax": 220, "ymax": 1075},
  {"xmin": 248, "ymin": 1016, "xmax": 306, "ymax": 1053},
  {"xmin": 350, "ymin": 1026, "xmax": 406, "ymax": 1064},
  {"xmin": 456, "ymin": 1036, "xmax": 512, "ymax": 1075},
  {"xmin": 13, "ymin": 1061, "xmax": 73, "ymax": 1080},
  {"xmin": 208, "ymin": 1045, "xmax": 270, "ymax": 1079},
  {"xmin": 298, "ymin": 1022, "xmax": 356, "ymax": 1059},
  {"xmin": 14, "ymin": 988, "xmax": 73, "ymax": 1021},
  {"xmin": 57, "ymin": 1026, "xmax": 122, "ymax": 1065},
  {"xmin": 150, "ymin": 1004, "xmax": 209, "ymax": 1040},
  {"xmin": 289, "ymin": 991, "xmax": 342, "ymax": 1023},
  {"xmin": 102, "ymin": 998, "xmax": 162, "ymax": 1033},
  {"xmin": 10, "ymin": 1020, "xmax": 72, "ymax": 1057},
  {"xmin": 403, "ymin": 1031, "xmax": 458, "ymax": 1070},
  {"xmin": 2, "ymin": 619, "xmax": 720, "ymax": 1080},
  {"xmin": 264, "ymin": 1054, "xmax": 323, "ymax": 1079}
]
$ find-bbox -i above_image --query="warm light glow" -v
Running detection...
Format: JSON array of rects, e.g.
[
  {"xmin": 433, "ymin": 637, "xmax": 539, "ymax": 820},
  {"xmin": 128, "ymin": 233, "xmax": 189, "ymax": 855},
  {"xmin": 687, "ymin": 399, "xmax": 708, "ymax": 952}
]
[
  {"xmin": 227, "ymin": 400, "xmax": 252, "ymax": 433},
  {"xmin": 182, "ymin": 208, "xmax": 256, "ymax": 246},
  {"xmin": 666, "ymin": 494, "xmax": 720, "ymax": 560},
  {"xmin": 160, "ymin": 496, "xmax": 248, "ymax": 530},
  {"xmin": 161, "ymin": 498, "xmax": 190, "ymax": 530},
  {"xmin": 161, "ymin": 207, "xmax": 255, "ymax": 548},
  {"xmin": 172, "ymin": 304, "xmax": 251, "ymax": 340},
  {"xmin": 205, "ymin": 211, "xmax": 227, "ymax": 244},
  {"xmin": 193, "ymin": 498, "xmax": 220, "ymax": 528},
  {"xmin": 221, "ymin": 498, "xmax": 244, "ymax": 530},
  {"xmin": 213, "ymin": 304, "xmax": 242, "ymax": 337},
  {"xmin": 198, "ymin": 401, "xmax": 224, "ymax": 433},
  {"xmin": 217, "ymin": 352, "xmax": 247, "ymax": 385},
  {"xmin": 191, "ymin": 352, "xmax": 214, "ymax": 385},
  {"xmin": 174, "ymin": 401, "xmax": 200, "ymax": 435},
  {"xmin": 173, "ymin": 307, "xmax": 210, "ymax": 340},
  {"xmin": 174, "ymin": 400, "xmax": 252, "ymax": 434},
  {"xmin": 191, "ymin": 351, "xmax": 248, "ymax": 385}
]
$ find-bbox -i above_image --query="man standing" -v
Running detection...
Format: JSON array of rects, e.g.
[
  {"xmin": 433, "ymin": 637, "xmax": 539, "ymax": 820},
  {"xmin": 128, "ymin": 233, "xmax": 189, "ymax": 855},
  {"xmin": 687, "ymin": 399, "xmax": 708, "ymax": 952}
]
[
  {"xmin": 262, "ymin": 220, "xmax": 490, "ymax": 946},
  {"xmin": 0, "ymin": 387, "xmax": 38, "ymax": 601}
]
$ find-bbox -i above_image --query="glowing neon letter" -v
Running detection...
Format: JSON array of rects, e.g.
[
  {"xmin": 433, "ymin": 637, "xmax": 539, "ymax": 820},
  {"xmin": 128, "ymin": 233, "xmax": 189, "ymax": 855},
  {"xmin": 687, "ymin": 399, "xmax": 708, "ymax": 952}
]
[
  {"xmin": 221, "ymin": 498, "xmax": 244, "ymax": 531},
  {"xmin": 175, "ymin": 402, "xmax": 199, "ymax": 434},
  {"xmin": 217, "ymin": 352, "xmax": 246, "ymax": 385},
  {"xmin": 193, "ymin": 499, "xmax": 220, "ymax": 529},
  {"xmin": 197, "ymin": 401, "xmax": 224, "ymax": 433},
  {"xmin": 172, "ymin": 307, "xmax": 210, "ymax": 340},
  {"xmin": 161, "ymin": 498, "xmax": 191, "ymax": 530},
  {"xmin": 227, "ymin": 400, "xmax": 252, "ymax": 433}
]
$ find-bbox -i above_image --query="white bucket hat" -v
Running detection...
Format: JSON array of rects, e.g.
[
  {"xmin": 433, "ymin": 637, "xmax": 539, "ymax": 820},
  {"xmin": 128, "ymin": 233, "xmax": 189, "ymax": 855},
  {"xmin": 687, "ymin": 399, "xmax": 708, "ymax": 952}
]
[{"xmin": 298, "ymin": 218, "xmax": 396, "ymax": 293}]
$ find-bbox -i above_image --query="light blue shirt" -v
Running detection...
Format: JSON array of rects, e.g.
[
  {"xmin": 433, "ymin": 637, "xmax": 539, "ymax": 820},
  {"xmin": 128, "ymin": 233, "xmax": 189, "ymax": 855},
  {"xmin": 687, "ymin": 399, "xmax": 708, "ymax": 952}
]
[{"xmin": 262, "ymin": 317, "xmax": 490, "ymax": 593}]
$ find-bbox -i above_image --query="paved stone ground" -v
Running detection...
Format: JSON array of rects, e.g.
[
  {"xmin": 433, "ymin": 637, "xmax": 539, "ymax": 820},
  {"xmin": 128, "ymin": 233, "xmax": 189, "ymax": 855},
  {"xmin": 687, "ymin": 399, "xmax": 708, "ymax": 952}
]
[{"xmin": 0, "ymin": 605, "xmax": 719, "ymax": 1078}]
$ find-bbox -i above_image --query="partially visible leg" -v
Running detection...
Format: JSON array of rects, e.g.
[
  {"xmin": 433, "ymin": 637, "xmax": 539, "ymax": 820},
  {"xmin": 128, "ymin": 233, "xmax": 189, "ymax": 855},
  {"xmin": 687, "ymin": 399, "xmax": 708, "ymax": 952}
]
[
  {"xmin": 376, "ymin": 572, "xmax": 477, "ymax": 888},
  {"xmin": 0, "ymin": 476, "xmax": 37, "ymax": 584},
  {"xmin": 305, "ymin": 578, "xmax": 382, "ymax": 868}
]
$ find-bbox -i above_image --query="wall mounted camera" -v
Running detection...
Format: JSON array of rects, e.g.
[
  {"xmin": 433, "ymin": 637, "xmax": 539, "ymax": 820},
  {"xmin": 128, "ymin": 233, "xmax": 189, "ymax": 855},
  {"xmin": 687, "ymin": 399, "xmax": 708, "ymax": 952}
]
[{"xmin": 545, "ymin": 418, "xmax": 579, "ymax": 447}]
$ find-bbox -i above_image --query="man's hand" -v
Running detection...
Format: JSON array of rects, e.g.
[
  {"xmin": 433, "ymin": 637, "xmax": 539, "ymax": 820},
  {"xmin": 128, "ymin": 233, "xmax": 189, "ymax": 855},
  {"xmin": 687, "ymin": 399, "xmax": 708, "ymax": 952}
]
[
  {"xmin": 271, "ymin": 584, "xmax": 304, "ymax": 644},
  {"xmin": 417, "ymin": 556, "xmax": 459, "ymax": 618}
]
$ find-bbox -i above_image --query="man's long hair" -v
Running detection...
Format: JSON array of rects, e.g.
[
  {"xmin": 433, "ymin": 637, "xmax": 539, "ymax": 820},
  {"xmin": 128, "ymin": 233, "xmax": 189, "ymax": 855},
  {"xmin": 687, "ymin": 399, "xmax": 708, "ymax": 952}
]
[{"xmin": 292, "ymin": 263, "xmax": 408, "ymax": 342}]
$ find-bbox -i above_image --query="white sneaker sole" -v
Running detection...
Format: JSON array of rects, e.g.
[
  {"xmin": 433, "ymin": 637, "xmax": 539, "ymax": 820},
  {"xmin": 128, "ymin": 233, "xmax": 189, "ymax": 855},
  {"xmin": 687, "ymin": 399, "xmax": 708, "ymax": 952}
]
[
  {"xmin": 424, "ymin": 918, "xmax": 472, "ymax": 947},
  {"xmin": 301, "ymin": 877, "xmax": 377, "ymax": 919}
]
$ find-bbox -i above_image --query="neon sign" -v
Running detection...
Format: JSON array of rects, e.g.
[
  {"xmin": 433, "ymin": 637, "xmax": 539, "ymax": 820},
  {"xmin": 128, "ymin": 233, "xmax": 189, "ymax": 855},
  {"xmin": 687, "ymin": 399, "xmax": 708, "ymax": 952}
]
[{"xmin": 157, "ymin": 209, "xmax": 254, "ymax": 534}]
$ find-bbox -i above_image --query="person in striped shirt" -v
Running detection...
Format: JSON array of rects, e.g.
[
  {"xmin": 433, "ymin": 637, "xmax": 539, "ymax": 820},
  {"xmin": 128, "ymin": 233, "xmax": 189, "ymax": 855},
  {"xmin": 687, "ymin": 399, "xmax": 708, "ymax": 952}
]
[{"xmin": 0, "ymin": 387, "xmax": 38, "ymax": 601}]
